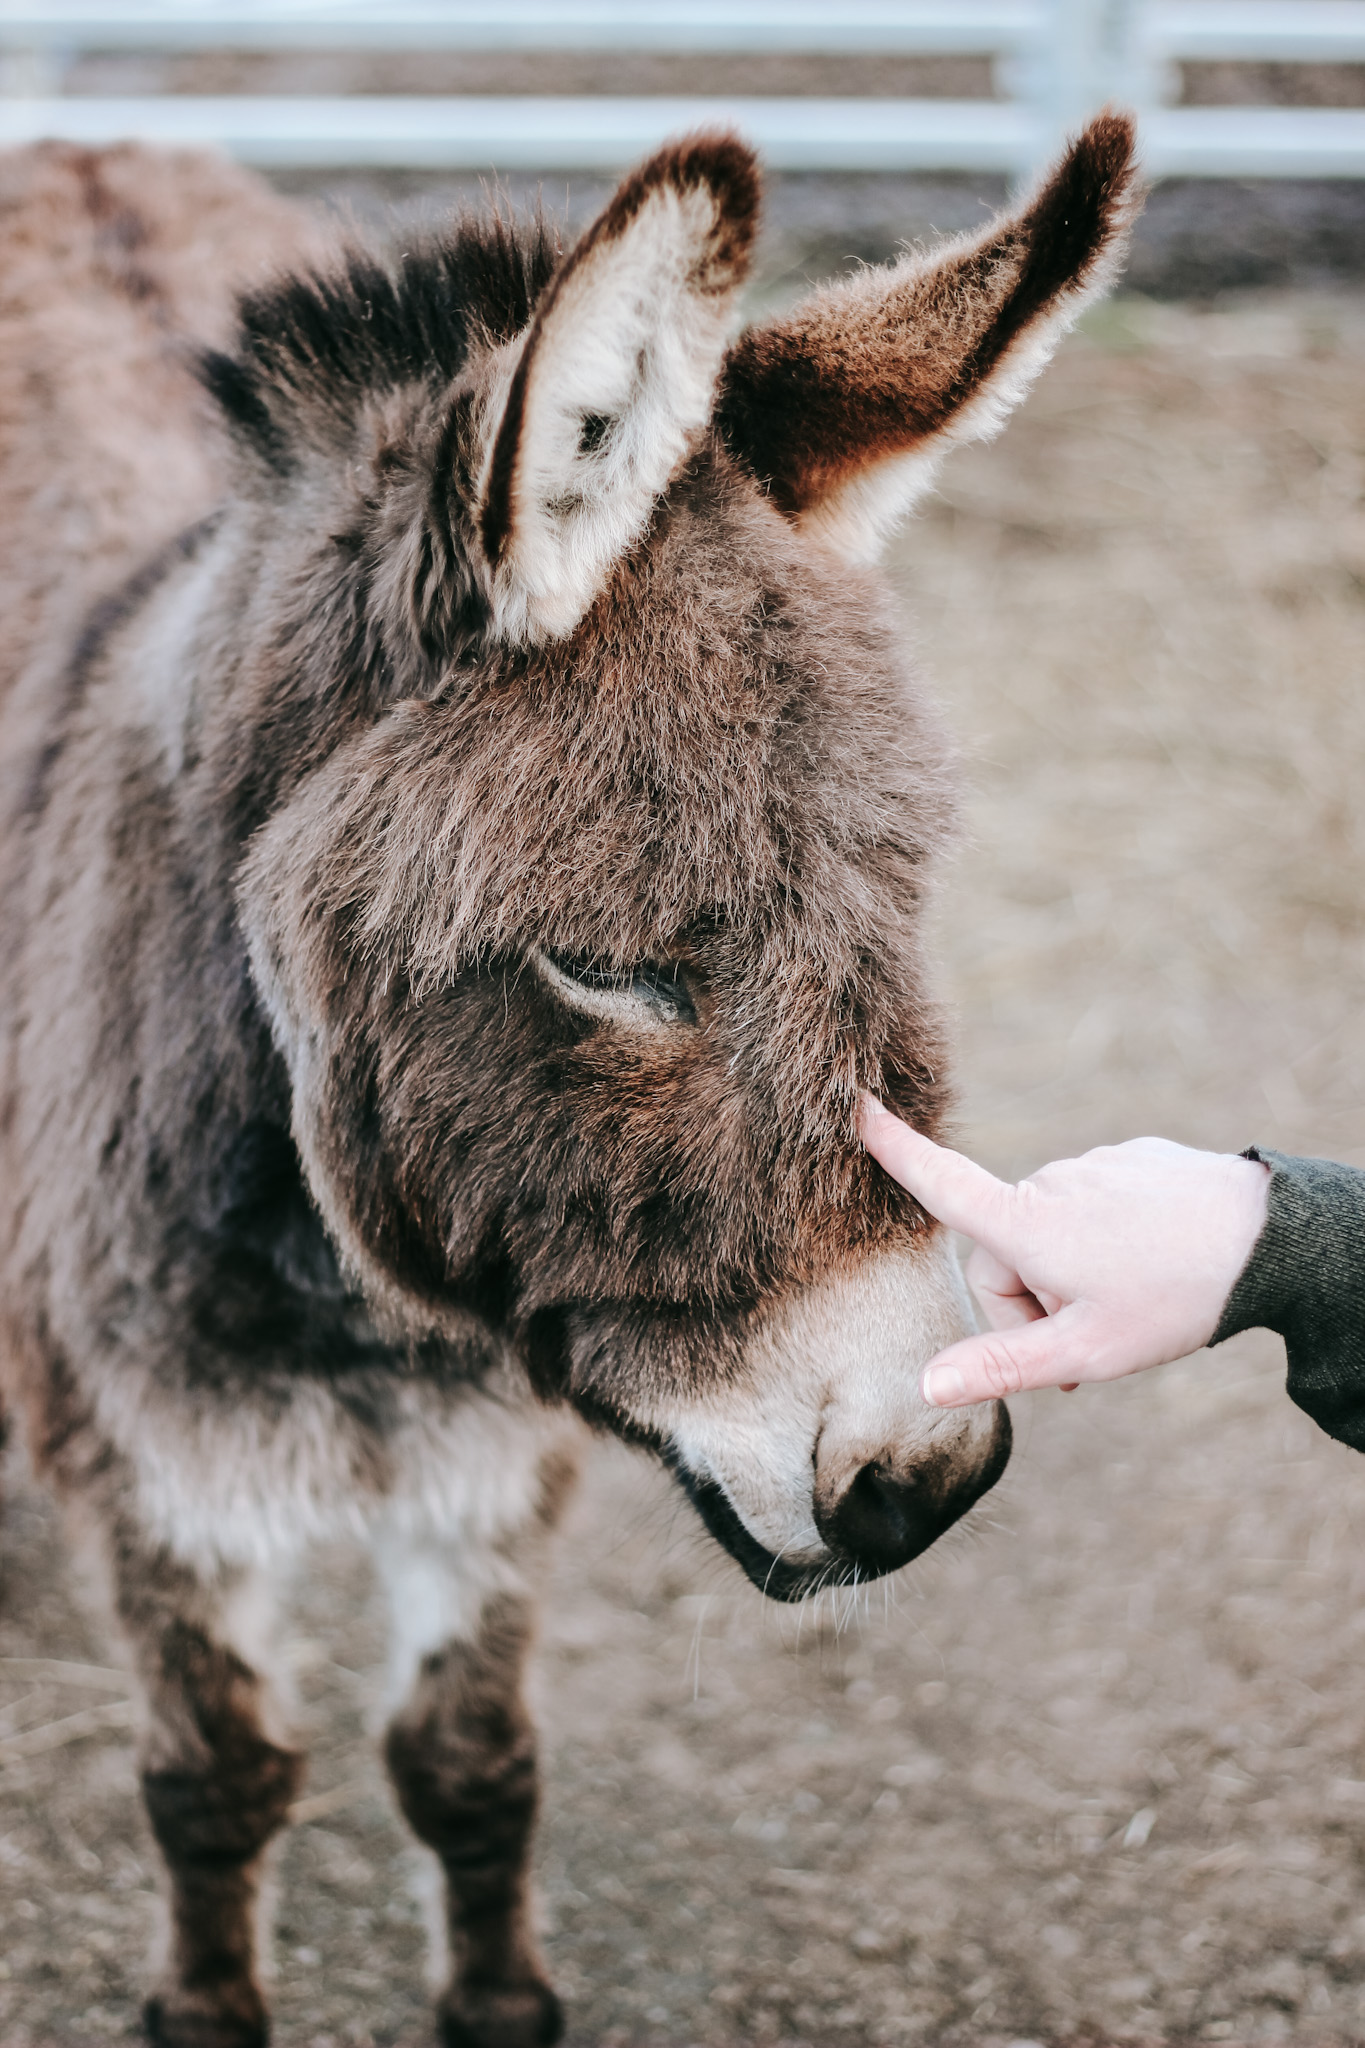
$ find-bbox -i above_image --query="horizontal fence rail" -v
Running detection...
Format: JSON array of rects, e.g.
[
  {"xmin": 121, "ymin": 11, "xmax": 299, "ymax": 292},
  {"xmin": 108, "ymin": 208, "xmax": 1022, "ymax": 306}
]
[
  {"xmin": 0, "ymin": 3, "xmax": 1046, "ymax": 54},
  {"xmin": 0, "ymin": 2, "xmax": 1363, "ymax": 177},
  {"xmin": 0, "ymin": 95, "xmax": 1360, "ymax": 179},
  {"xmin": 0, "ymin": 95, "xmax": 1041, "ymax": 173},
  {"xmin": 1151, "ymin": 1, "xmax": 1365, "ymax": 61}
]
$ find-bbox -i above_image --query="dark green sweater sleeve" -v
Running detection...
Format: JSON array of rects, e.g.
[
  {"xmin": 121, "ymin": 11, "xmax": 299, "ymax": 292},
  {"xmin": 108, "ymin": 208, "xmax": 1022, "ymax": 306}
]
[{"xmin": 1211, "ymin": 1147, "xmax": 1365, "ymax": 1451}]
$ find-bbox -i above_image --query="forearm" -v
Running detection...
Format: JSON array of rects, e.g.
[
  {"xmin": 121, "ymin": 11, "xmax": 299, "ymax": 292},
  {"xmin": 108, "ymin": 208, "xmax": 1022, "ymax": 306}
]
[{"xmin": 1212, "ymin": 1148, "xmax": 1365, "ymax": 1451}]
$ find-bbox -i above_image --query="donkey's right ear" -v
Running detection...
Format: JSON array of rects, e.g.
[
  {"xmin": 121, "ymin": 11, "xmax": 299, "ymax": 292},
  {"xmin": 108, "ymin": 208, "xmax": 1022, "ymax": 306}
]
[
  {"xmin": 476, "ymin": 133, "xmax": 759, "ymax": 644},
  {"xmin": 715, "ymin": 114, "xmax": 1139, "ymax": 562}
]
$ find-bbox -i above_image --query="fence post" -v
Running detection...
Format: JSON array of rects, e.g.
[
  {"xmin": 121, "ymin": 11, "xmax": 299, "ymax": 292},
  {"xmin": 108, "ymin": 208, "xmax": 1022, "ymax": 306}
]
[
  {"xmin": 1009, "ymin": 0, "xmax": 1166, "ymax": 181},
  {"xmin": 0, "ymin": 44, "xmax": 63, "ymax": 99}
]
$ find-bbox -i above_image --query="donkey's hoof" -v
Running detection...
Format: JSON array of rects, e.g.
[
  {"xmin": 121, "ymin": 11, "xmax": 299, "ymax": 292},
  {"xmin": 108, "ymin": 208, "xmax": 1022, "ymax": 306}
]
[
  {"xmin": 143, "ymin": 1986, "xmax": 268, "ymax": 2048},
  {"xmin": 438, "ymin": 1978, "xmax": 564, "ymax": 2048}
]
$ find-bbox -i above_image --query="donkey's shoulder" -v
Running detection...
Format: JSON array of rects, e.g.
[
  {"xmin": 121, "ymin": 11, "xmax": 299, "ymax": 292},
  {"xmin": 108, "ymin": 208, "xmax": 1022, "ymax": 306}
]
[
  {"xmin": 0, "ymin": 143, "xmax": 320, "ymax": 715},
  {"xmin": 0, "ymin": 140, "xmax": 316, "ymax": 331}
]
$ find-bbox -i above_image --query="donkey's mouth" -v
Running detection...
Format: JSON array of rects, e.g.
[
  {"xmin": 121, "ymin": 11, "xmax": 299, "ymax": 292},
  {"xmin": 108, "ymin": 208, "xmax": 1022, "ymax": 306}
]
[
  {"xmin": 665, "ymin": 1452, "xmax": 831, "ymax": 1602},
  {"xmin": 663, "ymin": 1402, "xmax": 1012, "ymax": 1604}
]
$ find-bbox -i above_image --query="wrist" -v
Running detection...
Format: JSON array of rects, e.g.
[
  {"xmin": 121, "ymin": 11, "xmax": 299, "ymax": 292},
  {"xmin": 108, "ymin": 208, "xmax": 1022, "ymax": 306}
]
[{"xmin": 1225, "ymin": 1152, "xmax": 1271, "ymax": 1271}]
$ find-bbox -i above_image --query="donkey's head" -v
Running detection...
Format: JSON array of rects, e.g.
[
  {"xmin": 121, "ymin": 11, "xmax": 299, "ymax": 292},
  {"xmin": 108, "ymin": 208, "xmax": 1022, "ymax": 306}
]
[{"xmin": 229, "ymin": 118, "xmax": 1136, "ymax": 1598}]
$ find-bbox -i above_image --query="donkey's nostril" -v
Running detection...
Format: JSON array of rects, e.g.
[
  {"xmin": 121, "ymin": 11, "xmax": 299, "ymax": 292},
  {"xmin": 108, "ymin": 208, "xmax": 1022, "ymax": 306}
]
[
  {"xmin": 821, "ymin": 1406, "xmax": 1011, "ymax": 1578},
  {"xmin": 825, "ymin": 1463, "xmax": 945, "ymax": 1573}
]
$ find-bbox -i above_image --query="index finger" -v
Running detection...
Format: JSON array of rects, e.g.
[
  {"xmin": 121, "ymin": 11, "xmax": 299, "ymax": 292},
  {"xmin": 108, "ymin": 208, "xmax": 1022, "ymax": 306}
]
[{"xmin": 859, "ymin": 1097, "xmax": 1014, "ymax": 1242}]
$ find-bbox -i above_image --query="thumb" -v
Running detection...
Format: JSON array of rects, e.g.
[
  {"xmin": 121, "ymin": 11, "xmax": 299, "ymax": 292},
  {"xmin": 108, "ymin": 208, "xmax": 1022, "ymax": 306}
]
[{"xmin": 919, "ymin": 1306, "xmax": 1095, "ymax": 1407}]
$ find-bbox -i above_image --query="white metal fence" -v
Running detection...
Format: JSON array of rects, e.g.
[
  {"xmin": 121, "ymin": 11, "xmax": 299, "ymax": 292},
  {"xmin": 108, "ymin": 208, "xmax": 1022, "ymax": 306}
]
[{"xmin": 0, "ymin": 2, "xmax": 1362, "ymax": 177}]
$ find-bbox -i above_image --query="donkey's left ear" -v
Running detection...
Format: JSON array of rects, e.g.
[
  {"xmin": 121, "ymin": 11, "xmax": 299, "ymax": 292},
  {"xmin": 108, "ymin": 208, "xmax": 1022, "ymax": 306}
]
[
  {"xmin": 715, "ymin": 113, "xmax": 1140, "ymax": 562},
  {"xmin": 477, "ymin": 132, "xmax": 759, "ymax": 642}
]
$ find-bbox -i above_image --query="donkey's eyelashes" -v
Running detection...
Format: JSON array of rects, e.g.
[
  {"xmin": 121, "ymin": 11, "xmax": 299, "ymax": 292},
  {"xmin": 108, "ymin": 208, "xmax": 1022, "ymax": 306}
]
[{"xmin": 536, "ymin": 948, "xmax": 698, "ymax": 1027}]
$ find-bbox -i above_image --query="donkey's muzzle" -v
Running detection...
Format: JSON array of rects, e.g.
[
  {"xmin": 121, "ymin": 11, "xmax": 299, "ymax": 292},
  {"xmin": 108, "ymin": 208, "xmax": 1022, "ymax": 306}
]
[
  {"xmin": 666, "ymin": 1401, "xmax": 1012, "ymax": 1603},
  {"xmin": 818, "ymin": 1404, "xmax": 1013, "ymax": 1577}
]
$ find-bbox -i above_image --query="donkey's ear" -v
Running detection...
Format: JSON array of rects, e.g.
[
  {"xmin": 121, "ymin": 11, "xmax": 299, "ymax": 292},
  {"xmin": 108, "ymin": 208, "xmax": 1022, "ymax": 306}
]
[
  {"xmin": 477, "ymin": 132, "xmax": 759, "ymax": 641},
  {"xmin": 715, "ymin": 113, "xmax": 1139, "ymax": 562}
]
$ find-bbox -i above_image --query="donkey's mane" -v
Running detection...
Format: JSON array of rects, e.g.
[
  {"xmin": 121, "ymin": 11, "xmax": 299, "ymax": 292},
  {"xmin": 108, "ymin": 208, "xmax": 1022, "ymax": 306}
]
[{"xmin": 200, "ymin": 209, "xmax": 562, "ymax": 469}]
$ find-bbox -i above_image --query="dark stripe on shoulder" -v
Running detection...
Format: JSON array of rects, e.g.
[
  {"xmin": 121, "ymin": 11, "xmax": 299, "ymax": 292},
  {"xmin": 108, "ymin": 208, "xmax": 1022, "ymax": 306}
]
[{"xmin": 20, "ymin": 511, "xmax": 223, "ymax": 821}]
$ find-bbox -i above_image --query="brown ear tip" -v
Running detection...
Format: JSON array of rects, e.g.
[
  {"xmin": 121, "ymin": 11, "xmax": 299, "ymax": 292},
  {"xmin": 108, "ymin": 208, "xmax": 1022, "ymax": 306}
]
[
  {"xmin": 651, "ymin": 130, "xmax": 762, "ymax": 229},
  {"xmin": 681, "ymin": 128, "xmax": 762, "ymax": 185},
  {"xmin": 1072, "ymin": 108, "xmax": 1141, "ymax": 188},
  {"xmin": 1082, "ymin": 108, "xmax": 1138, "ymax": 148},
  {"xmin": 608, "ymin": 130, "xmax": 760, "ymax": 282}
]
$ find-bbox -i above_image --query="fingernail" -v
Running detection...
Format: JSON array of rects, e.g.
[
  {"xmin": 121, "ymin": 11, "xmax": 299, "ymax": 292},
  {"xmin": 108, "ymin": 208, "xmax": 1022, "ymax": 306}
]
[{"xmin": 922, "ymin": 1364, "xmax": 966, "ymax": 1407}]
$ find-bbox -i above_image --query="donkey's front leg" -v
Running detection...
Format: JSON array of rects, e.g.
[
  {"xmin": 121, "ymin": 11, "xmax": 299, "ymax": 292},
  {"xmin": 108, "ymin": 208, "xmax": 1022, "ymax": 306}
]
[
  {"xmin": 109, "ymin": 1531, "xmax": 303, "ymax": 2048},
  {"xmin": 383, "ymin": 1573, "xmax": 561, "ymax": 2048}
]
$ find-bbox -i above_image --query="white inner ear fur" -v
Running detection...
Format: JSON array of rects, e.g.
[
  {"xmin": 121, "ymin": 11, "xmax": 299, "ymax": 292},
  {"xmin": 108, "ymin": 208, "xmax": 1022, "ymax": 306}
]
[{"xmin": 482, "ymin": 180, "xmax": 739, "ymax": 644}]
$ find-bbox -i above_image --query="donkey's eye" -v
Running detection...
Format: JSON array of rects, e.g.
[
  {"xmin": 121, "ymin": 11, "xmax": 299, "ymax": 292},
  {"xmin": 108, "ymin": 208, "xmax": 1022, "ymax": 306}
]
[{"xmin": 537, "ymin": 949, "xmax": 697, "ymax": 1027}]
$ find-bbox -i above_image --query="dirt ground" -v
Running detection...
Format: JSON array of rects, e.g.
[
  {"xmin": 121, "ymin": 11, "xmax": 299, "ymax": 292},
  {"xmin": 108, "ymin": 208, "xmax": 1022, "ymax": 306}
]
[{"xmin": 2, "ymin": 280, "xmax": 1365, "ymax": 2048}]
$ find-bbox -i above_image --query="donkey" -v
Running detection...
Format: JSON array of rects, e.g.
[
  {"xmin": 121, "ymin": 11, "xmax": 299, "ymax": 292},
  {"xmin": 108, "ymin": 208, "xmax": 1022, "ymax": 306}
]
[{"xmin": 0, "ymin": 119, "xmax": 1136, "ymax": 2047}]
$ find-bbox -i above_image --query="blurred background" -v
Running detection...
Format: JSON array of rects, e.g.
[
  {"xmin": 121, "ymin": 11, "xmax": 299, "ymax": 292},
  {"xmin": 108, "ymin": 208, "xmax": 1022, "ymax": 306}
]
[{"xmin": 1, "ymin": 6, "xmax": 1364, "ymax": 2046}]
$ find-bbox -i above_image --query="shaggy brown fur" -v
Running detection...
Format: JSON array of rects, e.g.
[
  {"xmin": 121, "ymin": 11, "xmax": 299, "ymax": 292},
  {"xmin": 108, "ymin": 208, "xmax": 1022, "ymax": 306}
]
[{"xmin": 0, "ymin": 122, "xmax": 1135, "ymax": 2048}]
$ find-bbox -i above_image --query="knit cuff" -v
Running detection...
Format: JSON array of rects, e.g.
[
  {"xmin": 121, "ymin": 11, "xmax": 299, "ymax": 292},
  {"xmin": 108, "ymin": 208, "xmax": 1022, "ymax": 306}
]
[
  {"xmin": 1212, "ymin": 1146, "xmax": 1365, "ymax": 1452},
  {"xmin": 1210, "ymin": 1147, "xmax": 1301, "ymax": 1347}
]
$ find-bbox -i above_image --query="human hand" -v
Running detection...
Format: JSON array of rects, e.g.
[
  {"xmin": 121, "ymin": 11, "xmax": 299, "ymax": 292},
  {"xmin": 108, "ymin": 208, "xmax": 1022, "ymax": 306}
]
[{"xmin": 860, "ymin": 1099, "xmax": 1270, "ymax": 1408}]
